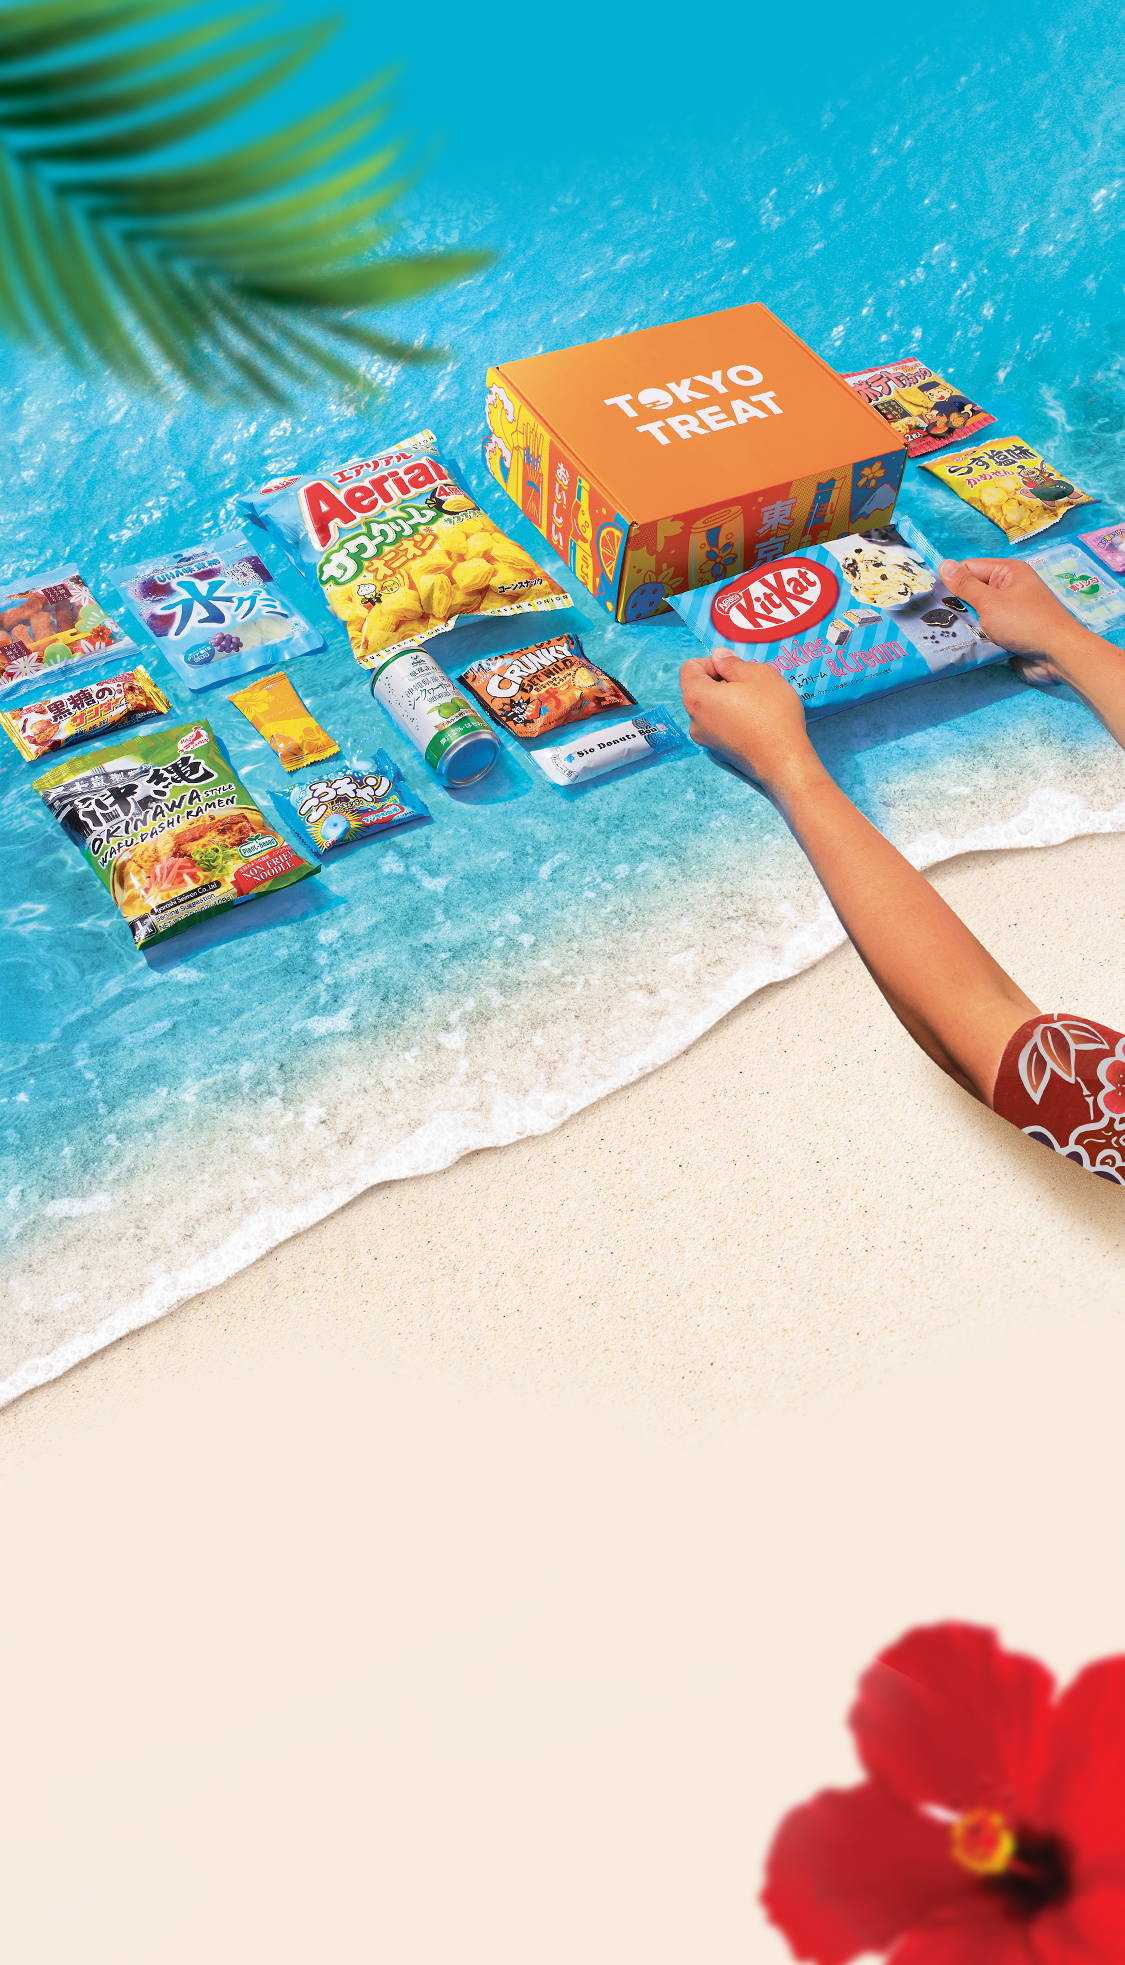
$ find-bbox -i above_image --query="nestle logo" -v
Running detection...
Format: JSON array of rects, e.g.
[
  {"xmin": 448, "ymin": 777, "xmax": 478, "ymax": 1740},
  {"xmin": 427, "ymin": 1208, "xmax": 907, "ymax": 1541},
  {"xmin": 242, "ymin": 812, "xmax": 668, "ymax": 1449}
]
[{"xmin": 710, "ymin": 558, "xmax": 839, "ymax": 644}]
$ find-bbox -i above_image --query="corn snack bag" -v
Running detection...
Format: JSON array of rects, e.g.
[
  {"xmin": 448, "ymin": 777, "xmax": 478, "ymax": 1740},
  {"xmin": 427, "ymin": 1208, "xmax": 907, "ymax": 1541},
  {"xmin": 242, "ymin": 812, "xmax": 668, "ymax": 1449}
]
[
  {"xmin": 239, "ymin": 428, "xmax": 570, "ymax": 672},
  {"xmin": 283, "ymin": 750, "xmax": 430, "ymax": 854},
  {"xmin": 458, "ymin": 632, "xmax": 635, "ymax": 739},
  {"xmin": 921, "ymin": 437, "xmax": 1097, "ymax": 543},
  {"xmin": 0, "ymin": 564, "xmax": 135, "ymax": 696},
  {"xmin": 228, "ymin": 670, "xmax": 339, "ymax": 772},
  {"xmin": 842, "ymin": 356, "xmax": 994, "ymax": 458},
  {"xmin": 109, "ymin": 531, "xmax": 324, "ymax": 690},
  {"xmin": 34, "ymin": 720, "xmax": 317, "ymax": 948},
  {"xmin": 0, "ymin": 665, "xmax": 169, "ymax": 762},
  {"xmin": 1019, "ymin": 541, "xmax": 1125, "ymax": 634},
  {"xmin": 1079, "ymin": 523, "xmax": 1125, "ymax": 576}
]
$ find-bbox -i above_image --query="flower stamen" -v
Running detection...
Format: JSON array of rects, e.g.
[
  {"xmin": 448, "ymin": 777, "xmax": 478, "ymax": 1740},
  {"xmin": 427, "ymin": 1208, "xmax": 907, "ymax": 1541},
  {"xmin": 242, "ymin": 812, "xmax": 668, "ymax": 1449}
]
[{"xmin": 950, "ymin": 1809, "xmax": 1017, "ymax": 1877}]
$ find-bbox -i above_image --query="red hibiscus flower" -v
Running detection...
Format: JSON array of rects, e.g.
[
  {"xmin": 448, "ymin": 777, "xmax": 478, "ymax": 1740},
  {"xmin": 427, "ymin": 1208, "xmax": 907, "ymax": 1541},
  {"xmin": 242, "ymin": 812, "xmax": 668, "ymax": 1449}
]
[
  {"xmin": 762, "ymin": 1623, "xmax": 1125, "ymax": 1963},
  {"xmin": 1100, "ymin": 1055, "xmax": 1125, "ymax": 1118}
]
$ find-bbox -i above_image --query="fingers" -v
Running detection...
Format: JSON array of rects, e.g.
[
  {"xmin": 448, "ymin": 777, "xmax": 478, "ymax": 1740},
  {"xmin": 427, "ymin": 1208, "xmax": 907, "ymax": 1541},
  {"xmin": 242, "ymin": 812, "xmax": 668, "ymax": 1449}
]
[{"xmin": 938, "ymin": 557, "xmax": 994, "ymax": 606}]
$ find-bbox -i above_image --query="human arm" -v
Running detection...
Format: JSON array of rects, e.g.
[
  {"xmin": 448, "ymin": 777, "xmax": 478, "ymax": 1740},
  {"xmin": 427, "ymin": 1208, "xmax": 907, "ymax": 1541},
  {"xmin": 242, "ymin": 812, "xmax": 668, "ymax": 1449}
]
[
  {"xmin": 939, "ymin": 555, "xmax": 1125, "ymax": 752},
  {"xmin": 678, "ymin": 655, "xmax": 1037, "ymax": 1105}
]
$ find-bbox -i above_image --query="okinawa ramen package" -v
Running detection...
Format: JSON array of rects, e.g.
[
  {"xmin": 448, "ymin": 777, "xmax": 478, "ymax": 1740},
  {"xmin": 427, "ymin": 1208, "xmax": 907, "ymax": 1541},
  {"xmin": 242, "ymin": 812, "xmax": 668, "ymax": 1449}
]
[
  {"xmin": 669, "ymin": 516, "xmax": 1006, "ymax": 719},
  {"xmin": 239, "ymin": 428, "xmax": 570, "ymax": 673},
  {"xmin": 283, "ymin": 750, "xmax": 430, "ymax": 854},
  {"xmin": 0, "ymin": 665, "xmax": 169, "ymax": 762},
  {"xmin": 921, "ymin": 437, "xmax": 1097, "ymax": 543},
  {"xmin": 1019, "ymin": 541, "xmax": 1125, "ymax": 633},
  {"xmin": 0, "ymin": 564, "xmax": 135, "ymax": 695},
  {"xmin": 34, "ymin": 720, "xmax": 317, "ymax": 948},
  {"xmin": 228, "ymin": 671, "xmax": 339, "ymax": 772},
  {"xmin": 1079, "ymin": 522, "xmax": 1125, "ymax": 576},
  {"xmin": 458, "ymin": 632, "xmax": 635, "ymax": 739},
  {"xmin": 841, "ymin": 356, "xmax": 994, "ymax": 457},
  {"xmin": 109, "ymin": 531, "xmax": 324, "ymax": 690}
]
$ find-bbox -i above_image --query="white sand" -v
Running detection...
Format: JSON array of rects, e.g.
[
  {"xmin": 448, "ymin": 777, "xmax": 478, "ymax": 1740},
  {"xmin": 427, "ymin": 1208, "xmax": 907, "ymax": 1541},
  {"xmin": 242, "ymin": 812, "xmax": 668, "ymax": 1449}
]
[{"xmin": 2, "ymin": 833, "xmax": 1123, "ymax": 1963}]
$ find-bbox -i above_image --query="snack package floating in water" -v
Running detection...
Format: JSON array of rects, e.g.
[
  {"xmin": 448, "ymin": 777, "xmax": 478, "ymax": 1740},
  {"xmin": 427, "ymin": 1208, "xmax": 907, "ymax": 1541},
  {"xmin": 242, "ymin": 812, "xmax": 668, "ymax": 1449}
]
[
  {"xmin": 529, "ymin": 707, "xmax": 688, "ymax": 787},
  {"xmin": 228, "ymin": 670, "xmax": 339, "ymax": 772},
  {"xmin": 0, "ymin": 564, "xmax": 135, "ymax": 696},
  {"xmin": 1079, "ymin": 523, "xmax": 1125, "ymax": 575},
  {"xmin": 921, "ymin": 437, "xmax": 1097, "ymax": 544},
  {"xmin": 0, "ymin": 665, "xmax": 169, "ymax": 762},
  {"xmin": 458, "ymin": 632, "xmax": 635, "ymax": 739},
  {"xmin": 1020, "ymin": 541, "xmax": 1125, "ymax": 632},
  {"xmin": 369, "ymin": 641, "xmax": 499, "ymax": 786},
  {"xmin": 109, "ymin": 531, "xmax": 324, "ymax": 690},
  {"xmin": 34, "ymin": 720, "xmax": 317, "ymax": 948},
  {"xmin": 841, "ymin": 356, "xmax": 995, "ymax": 458},
  {"xmin": 283, "ymin": 751, "xmax": 430, "ymax": 855},
  {"xmin": 669, "ymin": 517, "xmax": 1006, "ymax": 719},
  {"xmin": 240, "ymin": 428, "xmax": 570, "ymax": 672}
]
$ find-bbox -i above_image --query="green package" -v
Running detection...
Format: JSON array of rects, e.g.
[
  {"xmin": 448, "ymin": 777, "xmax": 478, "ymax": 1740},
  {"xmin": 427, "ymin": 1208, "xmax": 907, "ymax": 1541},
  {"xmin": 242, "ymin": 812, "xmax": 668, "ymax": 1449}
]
[{"xmin": 34, "ymin": 719, "xmax": 317, "ymax": 948}]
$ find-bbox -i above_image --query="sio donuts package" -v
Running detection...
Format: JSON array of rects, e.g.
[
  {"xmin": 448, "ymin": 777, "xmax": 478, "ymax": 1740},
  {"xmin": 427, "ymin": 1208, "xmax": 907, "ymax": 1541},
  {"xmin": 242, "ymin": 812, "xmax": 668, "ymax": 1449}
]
[
  {"xmin": 0, "ymin": 564, "xmax": 135, "ymax": 695},
  {"xmin": 669, "ymin": 516, "xmax": 1006, "ymax": 719},
  {"xmin": 921, "ymin": 436, "xmax": 1097, "ymax": 544},
  {"xmin": 239, "ymin": 428, "xmax": 570, "ymax": 672},
  {"xmin": 109, "ymin": 531, "xmax": 324, "ymax": 689},
  {"xmin": 34, "ymin": 720, "xmax": 317, "ymax": 948}
]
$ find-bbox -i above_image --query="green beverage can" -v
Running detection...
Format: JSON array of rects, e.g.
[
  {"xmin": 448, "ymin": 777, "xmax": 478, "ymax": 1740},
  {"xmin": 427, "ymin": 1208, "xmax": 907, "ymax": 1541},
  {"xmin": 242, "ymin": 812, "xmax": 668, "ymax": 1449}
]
[{"xmin": 369, "ymin": 643, "xmax": 499, "ymax": 786}]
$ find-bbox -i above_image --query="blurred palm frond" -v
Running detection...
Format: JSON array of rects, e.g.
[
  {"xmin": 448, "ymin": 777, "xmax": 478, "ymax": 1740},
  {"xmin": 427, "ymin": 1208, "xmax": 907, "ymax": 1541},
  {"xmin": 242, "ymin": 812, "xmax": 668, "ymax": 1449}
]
[{"xmin": 0, "ymin": 0, "xmax": 490, "ymax": 401}]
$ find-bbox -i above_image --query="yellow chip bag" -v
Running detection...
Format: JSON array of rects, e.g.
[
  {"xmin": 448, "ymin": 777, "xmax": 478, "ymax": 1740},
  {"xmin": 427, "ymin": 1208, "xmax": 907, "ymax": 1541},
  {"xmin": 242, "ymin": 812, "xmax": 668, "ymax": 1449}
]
[
  {"xmin": 921, "ymin": 435, "xmax": 1097, "ymax": 544},
  {"xmin": 241, "ymin": 429, "xmax": 570, "ymax": 671},
  {"xmin": 228, "ymin": 671, "xmax": 339, "ymax": 772}
]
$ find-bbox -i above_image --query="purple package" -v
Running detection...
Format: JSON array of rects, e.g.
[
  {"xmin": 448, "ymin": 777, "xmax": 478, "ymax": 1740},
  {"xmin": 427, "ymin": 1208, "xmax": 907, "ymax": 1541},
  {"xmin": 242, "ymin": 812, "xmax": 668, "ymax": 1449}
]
[{"xmin": 1079, "ymin": 524, "xmax": 1125, "ymax": 575}]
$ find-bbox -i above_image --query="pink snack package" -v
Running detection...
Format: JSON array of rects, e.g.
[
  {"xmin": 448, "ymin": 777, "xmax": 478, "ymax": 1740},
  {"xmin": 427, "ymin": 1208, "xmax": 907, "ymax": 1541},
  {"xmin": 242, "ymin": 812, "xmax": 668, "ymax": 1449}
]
[{"xmin": 1079, "ymin": 523, "xmax": 1125, "ymax": 575}]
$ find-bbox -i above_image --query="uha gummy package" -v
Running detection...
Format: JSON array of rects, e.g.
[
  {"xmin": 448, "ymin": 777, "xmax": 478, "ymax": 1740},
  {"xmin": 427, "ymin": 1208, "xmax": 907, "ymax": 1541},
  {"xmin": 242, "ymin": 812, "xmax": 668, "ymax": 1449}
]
[
  {"xmin": 110, "ymin": 531, "xmax": 324, "ymax": 689},
  {"xmin": 921, "ymin": 436, "xmax": 1096, "ymax": 544},
  {"xmin": 34, "ymin": 720, "xmax": 317, "ymax": 947},
  {"xmin": 239, "ymin": 428, "xmax": 570, "ymax": 671}
]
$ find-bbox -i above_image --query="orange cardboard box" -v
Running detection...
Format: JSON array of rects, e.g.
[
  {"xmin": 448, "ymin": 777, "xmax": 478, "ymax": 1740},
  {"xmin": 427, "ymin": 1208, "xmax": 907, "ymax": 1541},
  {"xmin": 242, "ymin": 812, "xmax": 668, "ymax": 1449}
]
[{"xmin": 484, "ymin": 304, "xmax": 908, "ymax": 623}]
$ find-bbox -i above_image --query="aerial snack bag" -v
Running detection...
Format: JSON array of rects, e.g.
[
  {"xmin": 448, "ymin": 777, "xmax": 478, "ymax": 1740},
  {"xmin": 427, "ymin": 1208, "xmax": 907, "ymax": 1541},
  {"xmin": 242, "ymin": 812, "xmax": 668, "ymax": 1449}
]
[
  {"xmin": 109, "ymin": 531, "xmax": 324, "ymax": 690},
  {"xmin": 239, "ymin": 428, "xmax": 570, "ymax": 672},
  {"xmin": 0, "ymin": 665, "xmax": 169, "ymax": 762},
  {"xmin": 1019, "ymin": 541, "xmax": 1125, "ymax": 633},
  {"xmin": 841, "ymin": 356, "xmax": 994, "ymax": 457},
  {"xmin": 34, "ymin": 720, "xmax": 317, "ymax": 948},
  {"xmin": 458, "ymin": 632, "xmax": 635, "ymax": 739},
  {"xmin": 283, "ymin": 750, "xmax": 430, "ymax": 854},
  {"xmin": 0, "ymin": 564, "xmax": 135, "ymax": 695},
  {"xmin": 1079, "ymin": 522, "xmax": 1125, "ymax": 575},
  {"xmin": 921, "ymin": 437, "xmax": 1097, "ymax": 543},
  {"xmin": 228, "ymin": 671, "xmax": 339, "ymax": 772},
  {"xmin": 669, "ymin": 517, "xmax": 1006, "ymax": 719}
]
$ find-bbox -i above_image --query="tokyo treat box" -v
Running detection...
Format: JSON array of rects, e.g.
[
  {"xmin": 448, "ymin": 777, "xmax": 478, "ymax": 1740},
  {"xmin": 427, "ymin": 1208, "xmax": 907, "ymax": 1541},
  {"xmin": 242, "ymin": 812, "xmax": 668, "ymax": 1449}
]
[{"xmin": 484, "ymin": 303, "xmax": 907, "ymax": 624}]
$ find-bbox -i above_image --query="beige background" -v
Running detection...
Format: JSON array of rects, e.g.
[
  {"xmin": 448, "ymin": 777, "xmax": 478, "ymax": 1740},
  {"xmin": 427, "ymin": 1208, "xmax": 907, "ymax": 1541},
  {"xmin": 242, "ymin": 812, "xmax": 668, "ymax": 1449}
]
[{"xmin": 3, "ymin": 833, "xmax": 1123, "ymax": 1963}]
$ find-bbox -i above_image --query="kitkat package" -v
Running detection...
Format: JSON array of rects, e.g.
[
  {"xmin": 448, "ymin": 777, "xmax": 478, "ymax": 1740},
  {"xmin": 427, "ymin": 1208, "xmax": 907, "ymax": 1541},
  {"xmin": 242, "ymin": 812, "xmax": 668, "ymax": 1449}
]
[
  {"xmin": 110, "ymin": 531, "xmax": 324, "ymax": 689},
  {"xmin": 668, "ymin": 516, "xmax": 1006, "ymax": 719},
  {"xmin": 239, "ymin": 429, "xmax": 569, "ymax": 672},
  {"xmin": 841, "ymin": 356, "xmax": 994, "ymax": 457},
  {"xmin": 34, "ymin": 720, "xmax": 317, "ymax": 947},
  {"xmin": 484, "ymin": 303, "xmax": 908, "ymax": 623}
]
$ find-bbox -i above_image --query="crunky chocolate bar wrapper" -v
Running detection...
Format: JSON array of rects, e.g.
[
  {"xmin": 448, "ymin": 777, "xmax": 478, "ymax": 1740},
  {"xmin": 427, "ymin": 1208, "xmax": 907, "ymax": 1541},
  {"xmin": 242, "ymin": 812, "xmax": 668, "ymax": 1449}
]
[{"xmin": 458, "ymin": 632, "xmax": 634, "ymax": 738}]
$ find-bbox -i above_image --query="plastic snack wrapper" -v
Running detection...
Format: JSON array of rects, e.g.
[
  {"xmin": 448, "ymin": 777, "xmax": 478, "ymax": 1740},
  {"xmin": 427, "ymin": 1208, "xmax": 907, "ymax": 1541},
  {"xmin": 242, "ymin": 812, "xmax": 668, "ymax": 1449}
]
[
  {"xmin": 283, "ymin": 750, "xmax": 430, "ymax": 854},
  {"xmin": 1019, "ymin": 541, "xmax": 1125, "ymax": 633},
  {"xmin": 239, "ymin": 428, "xmax": 570, "ymax": 673},
  {"xmin": 529, "ymin": 706, "xmax": 688, "ymax": 787},
  {"xmin": 0, "ymin": 564, "xmax": 135, "ymax": 696},
  {"xmin": 1079, "ymin": 523, "xmax": 1125, "ymax": 576},
  {"xmin": 668, "ymin": 517, "xmax": 1006, "ymax": 719},
  {"xmin": 0, "ymin": 665, "xmax": 169, "ymax": 762},
  {"xmin": 228, "ymin": 670, "xmax": 339, "ymax": 772},
  {"xmin": 109, "ymin": 531, "xmax": 324, "ymax": 690},
  {"xmin": 921, "ymin": 436, "xmax": 1097, "ymax": 543},
  {"xmin": 458, "ymin": 632, "xmax": 635, "ymax": 739},
  {"xmin": 841, "ymin": 356, "xmax": 994, "ymax": 458},
  {"xmin": 34, "ymin": 720, "xmax": 317, "ymax": 948}
]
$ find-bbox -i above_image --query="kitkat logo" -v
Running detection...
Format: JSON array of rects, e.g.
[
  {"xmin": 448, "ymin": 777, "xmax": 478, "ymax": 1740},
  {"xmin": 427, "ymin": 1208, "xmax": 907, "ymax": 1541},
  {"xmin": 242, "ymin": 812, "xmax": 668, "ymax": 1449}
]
[
  {"xmin": 711, "ymin": 558, "xmax": 838, "ymax": 643},
  {"xmin": 299, "ymin": 456, "xmax": 446, "ymax": 550}
]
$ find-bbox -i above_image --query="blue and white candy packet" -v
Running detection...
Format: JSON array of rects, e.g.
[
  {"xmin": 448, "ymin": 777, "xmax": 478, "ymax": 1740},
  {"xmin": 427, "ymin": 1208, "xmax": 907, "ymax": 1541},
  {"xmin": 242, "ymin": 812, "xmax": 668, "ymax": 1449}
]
[
  {"xmin": 282, "ymin": 750, "xmax": 430, "ymax": 854},
  {"xmin": 109, "ymin": 529, "xmax": 324, "ymax": 691},
  {"xmin": 669, "ymin": 515, "xmax": 1006, "ymax": 718},
  {"xmin": 529, "ymin": 706, "xmax": 688, "ymax": 787}
]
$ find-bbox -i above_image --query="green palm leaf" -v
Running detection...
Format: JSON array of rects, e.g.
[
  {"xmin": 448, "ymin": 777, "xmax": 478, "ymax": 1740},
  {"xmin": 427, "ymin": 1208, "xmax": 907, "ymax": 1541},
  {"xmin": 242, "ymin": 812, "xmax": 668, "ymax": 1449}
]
[{"xmin": 0, "ymin": 0, "xmax": 491, "ymax": 402}]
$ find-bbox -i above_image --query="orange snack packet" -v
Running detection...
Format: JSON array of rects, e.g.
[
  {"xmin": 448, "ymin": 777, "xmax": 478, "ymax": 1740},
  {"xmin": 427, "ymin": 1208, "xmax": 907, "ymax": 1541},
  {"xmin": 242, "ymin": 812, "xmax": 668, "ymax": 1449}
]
[{"xmin": 227, "ymin": 671, "xmax": 339, "ymax": 772}]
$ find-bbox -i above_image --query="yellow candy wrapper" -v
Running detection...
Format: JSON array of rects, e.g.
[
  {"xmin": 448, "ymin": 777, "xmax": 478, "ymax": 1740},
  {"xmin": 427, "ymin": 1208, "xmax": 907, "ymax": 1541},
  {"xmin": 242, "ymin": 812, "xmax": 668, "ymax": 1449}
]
[
  {"xmin": 922, "ymin": 436, "xmax": 1097, "ymax": 544},
  {"xmin": 228, "ymin": 671, "xmax": 339, "ymax": 772}
]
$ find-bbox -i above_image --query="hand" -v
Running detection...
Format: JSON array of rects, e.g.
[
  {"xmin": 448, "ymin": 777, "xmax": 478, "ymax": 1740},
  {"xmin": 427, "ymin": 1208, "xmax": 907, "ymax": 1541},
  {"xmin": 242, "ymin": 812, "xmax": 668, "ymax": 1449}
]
[
  {"xmin": 938, "ymin": 555, "xmax": 1080, "ymax": 659},
  {"xmin": 678, "ymin": 652, "xmax": 820, "ymax": 793}
]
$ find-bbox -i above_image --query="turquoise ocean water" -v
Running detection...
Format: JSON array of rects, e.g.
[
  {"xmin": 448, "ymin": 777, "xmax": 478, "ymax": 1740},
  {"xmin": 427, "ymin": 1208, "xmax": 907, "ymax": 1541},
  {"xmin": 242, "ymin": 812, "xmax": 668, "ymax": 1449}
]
[{"xmin": 2, "ymin": 0, "xmax": 1124, "ymax": 1396}]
